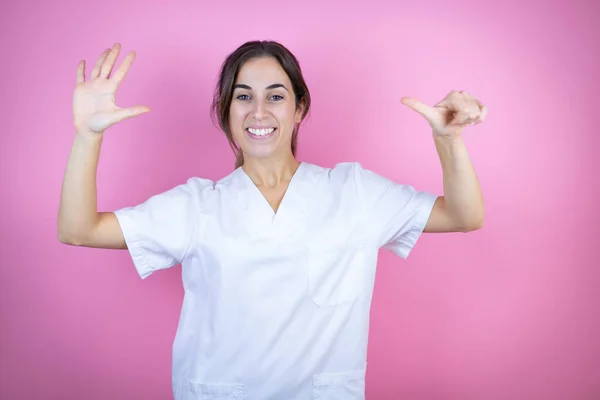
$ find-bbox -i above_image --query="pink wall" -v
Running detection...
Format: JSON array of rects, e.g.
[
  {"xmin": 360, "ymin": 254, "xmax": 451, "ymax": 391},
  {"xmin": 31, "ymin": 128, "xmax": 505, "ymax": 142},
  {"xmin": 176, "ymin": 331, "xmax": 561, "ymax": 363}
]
[{"xmin": 1, "ymin": 0, "xmax": 598, "ymax": 398}]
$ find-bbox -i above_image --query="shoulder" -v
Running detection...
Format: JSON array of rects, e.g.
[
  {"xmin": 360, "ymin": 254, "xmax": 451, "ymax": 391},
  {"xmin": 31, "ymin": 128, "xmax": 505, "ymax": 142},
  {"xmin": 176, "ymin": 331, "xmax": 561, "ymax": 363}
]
[
  {"xmin": 305, "ymin": 161, "xmax": 392, "ymax": 190},
  {"xmin": 138, "ymin": 176, "xmax": 220, "ymax": 214},
  {"xmin": 182, "ymin": 168, "xmax": 243, "ymax": 197},
  {"xmin": 171, "ymin": 176, "xmax": 217, "ymax": 200},
  {"xmin": 302, "ymin": 161, "xmax": 362, "ymax": 183},
  {"xmin": 298, "ymin": 161, "xmax": 399, "ymax": 194},
  {"xmin": 183, "ymin": 169, "xmax": 249, "ymax": 209},
  {"xmin": 184, "ymin": 176, "xmax": 217, "ymax": 191},
  {"xmin": 310, "ymin": 162, "xmax": 424, "ymax": 208},
  {"xmin": 165, "ymin": 167, "xmax": 254, "ymax": 203}
]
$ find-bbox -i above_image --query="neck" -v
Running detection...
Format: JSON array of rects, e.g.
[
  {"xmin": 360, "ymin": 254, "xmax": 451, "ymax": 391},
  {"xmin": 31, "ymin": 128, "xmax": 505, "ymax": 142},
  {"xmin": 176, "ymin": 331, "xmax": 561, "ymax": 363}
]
[{"xmin": 242, "ymin": 153, "xmax": 300, "ymax": 188}]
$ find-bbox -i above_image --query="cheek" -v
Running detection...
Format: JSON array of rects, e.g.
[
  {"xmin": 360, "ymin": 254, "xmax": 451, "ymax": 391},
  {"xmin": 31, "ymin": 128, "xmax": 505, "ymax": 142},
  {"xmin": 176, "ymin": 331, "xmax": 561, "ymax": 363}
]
[
  {"xmin": 229, "ymin": 106, "xmax": 244, "ymax": 122},
  {"xmin": 229, "ymin": 107, "xmax": 246, "ymax": 131},
  {"xmin": 278, "ymin": 104, "xmax": 298, "ymax": 124}
]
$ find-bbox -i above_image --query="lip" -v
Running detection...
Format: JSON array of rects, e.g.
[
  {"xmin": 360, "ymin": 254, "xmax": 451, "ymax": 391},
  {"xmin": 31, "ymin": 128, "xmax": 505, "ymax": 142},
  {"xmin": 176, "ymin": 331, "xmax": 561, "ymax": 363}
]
[{"xmin": 246, "ymin": 127, "xmax": 276, "ymax": 140}]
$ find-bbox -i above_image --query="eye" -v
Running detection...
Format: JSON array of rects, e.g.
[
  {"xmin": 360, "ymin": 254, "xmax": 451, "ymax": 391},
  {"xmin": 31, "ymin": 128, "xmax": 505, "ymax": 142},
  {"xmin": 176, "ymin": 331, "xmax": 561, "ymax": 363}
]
[
  {"xmin": 236, "ymin": 94, "xmax": 251, "ymax": 101},
  {"xmin": 270, "ymin": 94, "xmax": 284, "ymax": 101}
]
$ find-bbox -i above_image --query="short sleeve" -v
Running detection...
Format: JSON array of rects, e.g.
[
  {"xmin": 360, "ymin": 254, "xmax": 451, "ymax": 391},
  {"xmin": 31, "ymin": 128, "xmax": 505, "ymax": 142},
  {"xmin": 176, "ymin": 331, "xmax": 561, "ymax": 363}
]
[
  {"xmin": 354, "ymin": 162, "xmax": 438, "ymax": 259},
  {"xmin": 113, "ymin": 178, "xmax": 210, "ymax": 279}
]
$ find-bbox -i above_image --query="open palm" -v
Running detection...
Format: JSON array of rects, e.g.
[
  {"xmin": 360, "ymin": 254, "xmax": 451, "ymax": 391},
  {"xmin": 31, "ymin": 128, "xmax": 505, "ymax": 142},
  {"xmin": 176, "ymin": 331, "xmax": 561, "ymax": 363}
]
[{"xmin": 73, "ymin": 43, "xmax": 150, "ymax": 134}]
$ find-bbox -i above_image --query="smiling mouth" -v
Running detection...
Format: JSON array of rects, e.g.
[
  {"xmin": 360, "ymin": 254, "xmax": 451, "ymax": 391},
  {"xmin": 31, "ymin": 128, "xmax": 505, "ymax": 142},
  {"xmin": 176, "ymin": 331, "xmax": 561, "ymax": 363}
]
[{"xmin": 246, "ymin": 127, "xmax": 277, "ymax": 138}]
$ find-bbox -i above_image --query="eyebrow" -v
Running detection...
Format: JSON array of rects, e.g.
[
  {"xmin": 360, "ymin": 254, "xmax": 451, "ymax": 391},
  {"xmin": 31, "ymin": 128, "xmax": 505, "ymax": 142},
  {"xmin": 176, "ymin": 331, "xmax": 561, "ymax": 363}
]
[{"xmin": 234, "ymin": 83, "xmax": 289, "ymax": 92}]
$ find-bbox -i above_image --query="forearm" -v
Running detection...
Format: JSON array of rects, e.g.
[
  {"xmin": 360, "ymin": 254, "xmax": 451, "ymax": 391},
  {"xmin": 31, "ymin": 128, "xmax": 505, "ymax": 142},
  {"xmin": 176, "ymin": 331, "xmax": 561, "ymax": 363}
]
[
  {"xmin": 57, "ymin": 131, "xmax": 103, "ymax": 243},
  {"xmin": 434, "ymin": 135, "xmax": 484, "ymax": 230}
]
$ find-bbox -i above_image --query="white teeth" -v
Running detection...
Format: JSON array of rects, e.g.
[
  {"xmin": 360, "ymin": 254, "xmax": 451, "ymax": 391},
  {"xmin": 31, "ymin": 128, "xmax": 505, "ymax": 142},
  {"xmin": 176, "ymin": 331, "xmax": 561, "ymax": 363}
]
[{"xmin": 247, "ymin": 127, "xmax": 275, "ymax": 136}]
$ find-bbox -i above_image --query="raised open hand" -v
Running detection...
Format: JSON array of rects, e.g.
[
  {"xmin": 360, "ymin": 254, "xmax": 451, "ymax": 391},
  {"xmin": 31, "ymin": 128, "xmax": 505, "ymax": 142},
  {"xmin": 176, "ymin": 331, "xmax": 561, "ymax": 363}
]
[{"xmin": 73, "ymin": 43, "xmax": 150, "ymax": 134}]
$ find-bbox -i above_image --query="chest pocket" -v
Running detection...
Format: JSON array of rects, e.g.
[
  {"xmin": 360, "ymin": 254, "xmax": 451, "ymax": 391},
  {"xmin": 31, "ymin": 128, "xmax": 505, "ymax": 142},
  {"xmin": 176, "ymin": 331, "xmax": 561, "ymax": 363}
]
[
  {"xmin": 308, "ymin": 242, "xmax": 369, "ymax": 308},
  {"xmin": 308, "ymin": 245, "xmax": 367, "ymax": 307},
  {"xmin": 304, "ymin": 184, "xmax": 376, "ymax": 308}
]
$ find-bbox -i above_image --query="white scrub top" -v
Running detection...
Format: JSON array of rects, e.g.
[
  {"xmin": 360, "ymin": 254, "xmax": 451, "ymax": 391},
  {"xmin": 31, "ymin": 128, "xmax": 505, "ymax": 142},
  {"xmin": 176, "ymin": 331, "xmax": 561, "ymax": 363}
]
[{"xmin": 113, "ymin": 161, "xmax": 437, "ymax": 400}]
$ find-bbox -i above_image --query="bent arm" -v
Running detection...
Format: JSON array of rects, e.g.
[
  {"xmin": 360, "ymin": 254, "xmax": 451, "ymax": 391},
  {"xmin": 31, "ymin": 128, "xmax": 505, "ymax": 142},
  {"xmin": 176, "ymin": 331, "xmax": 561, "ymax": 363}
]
[
  {"xmin": 425, "ymin": 136, "xmax": 484, "ymax": 233},
  {"xmin": 57, "ymin": 132, "xmax": 126, "ymax": 249}
]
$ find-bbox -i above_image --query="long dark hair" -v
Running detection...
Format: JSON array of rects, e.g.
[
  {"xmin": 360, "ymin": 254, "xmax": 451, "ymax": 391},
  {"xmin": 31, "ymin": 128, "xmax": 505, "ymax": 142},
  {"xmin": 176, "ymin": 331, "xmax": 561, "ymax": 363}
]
[{"xmin": 211, "ymin": 40, "xmax": 311, "ymax": 168}]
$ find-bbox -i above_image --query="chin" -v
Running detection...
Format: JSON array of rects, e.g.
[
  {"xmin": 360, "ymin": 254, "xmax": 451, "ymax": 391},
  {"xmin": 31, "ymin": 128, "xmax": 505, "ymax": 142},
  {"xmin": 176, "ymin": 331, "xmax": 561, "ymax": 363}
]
[{"xmin": 242, "ymin": 149, "xmax": 278, "ymax": 160}]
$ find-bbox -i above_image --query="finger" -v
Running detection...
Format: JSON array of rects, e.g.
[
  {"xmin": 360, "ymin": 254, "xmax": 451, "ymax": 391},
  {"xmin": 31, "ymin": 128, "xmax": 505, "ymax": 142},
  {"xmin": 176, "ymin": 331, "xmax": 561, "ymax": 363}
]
[
  {"xmin": 442, "ymin": 96, "xmax": 468, "ymax": 125},
  {"xmin": 450, "ymin": 110, "xmax": 472, "ymax": 126},
  {"xmin": 479, "ymin": 104, "xmax": 489, "ymax": 121},
  {"xmin": 466, "ymin": 104, "xmax": 486, "ymax": 125},
  {"xmin": 463, "ymin": 92, "xmax": 488, "ymax": 120},
  {"xmin": 464, "ymin": 111, "xmax": 485, "ymax": 126},
  {"xmin": 469, "ymin": 108, "xmax": 486, "ymax": 126},
  {"xmin": 462, "ymin": 91, "xmax": 481, "ymax": 107},
  {"xmin": 100, "ymin": 43, "xmax": 121, "ymax": 79},
  {"xmin": 401, "ymin": 96, "xmax": 433, "ymax": 118},
  {"xmin": 110, "ymin": 105, "xmax": 151, "ymax": 125},
  {"xmin": 76, "ymin": 60, "xmax": 85, "ymax": 84},
  {"xmin": 91, "ymin": 48, "xmax": 111, "ymax": 80},
  {"xmin": 446, "ymin": 91, "xmax": 488, "ymax": 126},
  {"xmin": 111, "ymin": 51, "xmax": 136, "ymax": 85}
]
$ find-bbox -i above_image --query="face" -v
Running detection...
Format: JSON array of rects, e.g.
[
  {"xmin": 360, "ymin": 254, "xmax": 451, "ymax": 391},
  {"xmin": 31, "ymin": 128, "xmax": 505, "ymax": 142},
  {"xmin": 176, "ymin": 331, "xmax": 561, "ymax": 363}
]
[{"xmin": 229, "ymin": 57, "xmax": 304, "ymax": 162}]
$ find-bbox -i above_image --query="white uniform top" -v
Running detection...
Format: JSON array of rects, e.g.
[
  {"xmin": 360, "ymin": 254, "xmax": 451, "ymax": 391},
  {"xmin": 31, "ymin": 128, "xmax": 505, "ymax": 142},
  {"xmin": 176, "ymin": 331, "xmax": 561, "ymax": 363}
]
[{"xmin": 114, "ymin": 161, "xmax": 437, "ymax": 400}]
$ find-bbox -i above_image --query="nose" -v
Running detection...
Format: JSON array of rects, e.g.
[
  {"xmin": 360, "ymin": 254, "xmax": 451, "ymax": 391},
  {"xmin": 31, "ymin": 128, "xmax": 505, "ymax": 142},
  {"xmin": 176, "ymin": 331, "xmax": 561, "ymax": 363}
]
[{"xmin": 252, "ymin": 99, "xmax": 267, "ymax": 120}]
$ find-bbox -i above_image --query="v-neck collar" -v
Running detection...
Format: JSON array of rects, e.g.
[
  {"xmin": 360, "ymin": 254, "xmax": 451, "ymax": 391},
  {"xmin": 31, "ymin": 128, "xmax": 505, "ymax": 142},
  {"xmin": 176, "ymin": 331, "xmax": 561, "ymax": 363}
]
[{"xmin": 233, "ymin": 162, "xmax": 310, "ymax": 238}]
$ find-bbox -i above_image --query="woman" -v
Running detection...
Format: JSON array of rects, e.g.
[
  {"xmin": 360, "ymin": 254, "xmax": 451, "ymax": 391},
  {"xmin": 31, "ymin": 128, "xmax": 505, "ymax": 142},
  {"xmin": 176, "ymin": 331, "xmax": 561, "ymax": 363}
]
[{"xmin": 58, "ymin": 41, "xmax": 487, "ymax": 399}]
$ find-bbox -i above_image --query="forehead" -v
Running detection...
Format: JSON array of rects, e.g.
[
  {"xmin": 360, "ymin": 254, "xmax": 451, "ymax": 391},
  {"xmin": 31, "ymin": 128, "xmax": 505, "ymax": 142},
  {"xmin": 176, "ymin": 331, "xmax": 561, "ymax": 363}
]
[{"xmin": 235, "ymin": 57, "xmax": 291, "ymax": 87}]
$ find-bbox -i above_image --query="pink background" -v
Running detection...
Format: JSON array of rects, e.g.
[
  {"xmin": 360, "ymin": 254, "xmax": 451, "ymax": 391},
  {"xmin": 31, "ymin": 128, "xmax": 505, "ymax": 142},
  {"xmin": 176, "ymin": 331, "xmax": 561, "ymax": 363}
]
[{"xmin": 1, "ymin": 0, "xmax": 598, "ymax": 399}]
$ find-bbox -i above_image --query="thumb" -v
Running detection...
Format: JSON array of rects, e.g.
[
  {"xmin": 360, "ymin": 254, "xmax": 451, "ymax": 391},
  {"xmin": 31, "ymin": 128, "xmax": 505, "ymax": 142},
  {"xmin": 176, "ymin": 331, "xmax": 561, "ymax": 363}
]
[
  {"xmin": 111, "ymin": 105, "xmax": 151, "ymax": 125},
  {"xmin": 401, "ymin": 96, "xmax": 433, "ymax": 118}
]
